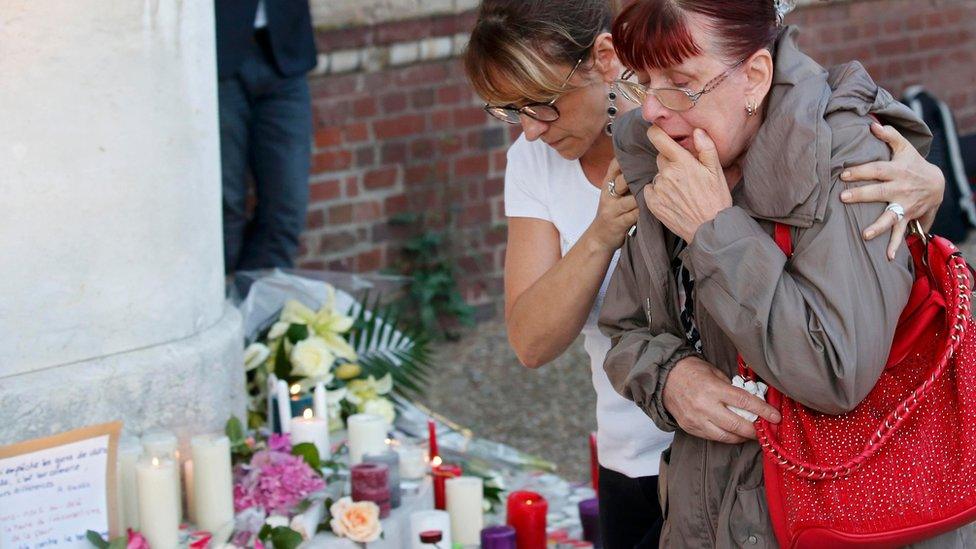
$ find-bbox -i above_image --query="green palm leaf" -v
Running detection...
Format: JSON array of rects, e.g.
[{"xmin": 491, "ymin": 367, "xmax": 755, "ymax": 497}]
[{"xmin": 347, "ymin": 292, "xmax": 434, "ymax": 400}]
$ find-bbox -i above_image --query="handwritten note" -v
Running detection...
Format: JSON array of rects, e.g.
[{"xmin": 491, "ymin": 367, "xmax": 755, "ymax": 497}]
[{"xmin": 0, "ymin": 423, "xmax": 119, "ymax": 549}]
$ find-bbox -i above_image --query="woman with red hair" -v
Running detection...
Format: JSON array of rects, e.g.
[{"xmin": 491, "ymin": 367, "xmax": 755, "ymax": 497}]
[{"xmin": 600, "ymin": 0, "xmax": 964, "ymax": 546}]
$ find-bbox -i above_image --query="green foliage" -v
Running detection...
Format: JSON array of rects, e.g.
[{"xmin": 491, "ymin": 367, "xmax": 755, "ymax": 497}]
[
  {"xmin": 347, "ymin": 293, "xmax": 435, "ymax": 400},
  {"xmin": 258, "ymin": 525, "xmax": 304, "ymax": 549},
  {"xmin": 387, "ymin": 213, "xmax": 476, "ymax": 340},
  {"xmin": 291, "ymin": 442, "xmax": 322, "ymax": 473},
  {"xmin": 86, "ymin": 531, "xmax": 109, "ymax": 549},
  {"xmin": 225, "ymin": 416, "xmax": 254, "ymax": 464},
  {"xmin": 85, "ymin": 531, "xmax": 126, "ymax": 549}
]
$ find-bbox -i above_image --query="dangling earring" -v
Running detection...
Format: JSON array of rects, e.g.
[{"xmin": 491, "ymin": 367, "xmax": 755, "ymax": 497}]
[
  {"xmin": 605, "ymin": 87, "xmax": 618, "ymax": 136},
  {"xmin": 745, "ymin": 100, "xmax": 758, "ymax": 117}
]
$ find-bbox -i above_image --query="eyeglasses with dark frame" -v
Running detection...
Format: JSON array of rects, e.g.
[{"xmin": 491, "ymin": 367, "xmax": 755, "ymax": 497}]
[
  {"xmin": 612, "ymin": 58, "xmax": 746, "ymax": 112},
  {"xmin": 483, "ymin": 57, "xmax": 584, "ymax": 125}
]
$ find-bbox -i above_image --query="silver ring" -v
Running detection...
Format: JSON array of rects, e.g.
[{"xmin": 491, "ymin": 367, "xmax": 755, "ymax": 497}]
[
  {"xmin": 607, "ymin": 180, "xmax": 618, "ymax": 198},
  {"xmin": 885, "ymin": 202, "xmax": 906, "ymax": 221}
]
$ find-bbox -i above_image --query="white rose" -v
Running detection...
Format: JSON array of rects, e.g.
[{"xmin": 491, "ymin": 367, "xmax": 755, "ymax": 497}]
[
  {"xmin": 361, "ymin": 398, "xmax": 396, "ymax": 426},
  {"xmin": 264, "ymin": 514, "xmax": 290, "ymax": 529},
  {"xmin": 289, "ymin": 516, "xmax": 311, "ymax": 541},
  {"xmin": 243, "ymin": 342, "xmax": 270, "ymax": 371},
  {"xmin": 291, "ymin": 337, "xmax": 336, "ymax": 381},
  {"xmin": 330, "ymin": 497, "xmax": 382, "ymax": 543}
]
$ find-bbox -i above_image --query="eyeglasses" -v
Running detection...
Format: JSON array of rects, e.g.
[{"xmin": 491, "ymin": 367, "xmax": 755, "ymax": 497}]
[
  {"xmin": 613, "ymin": 59, "xmax": 746, "ymax": 112},
  {"xmin": 483, "ymin": 57, "xmax": 584, "ymax": 125}
]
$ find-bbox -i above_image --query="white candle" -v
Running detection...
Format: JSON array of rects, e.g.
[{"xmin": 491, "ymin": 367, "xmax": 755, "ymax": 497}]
[
  {"xmin": 276, "ymin": 380, "xmax": 293, "ymax": 433},
  {"xmin": 347, "ymin": 413, "xmax": 388, "ymax": 466},
  {"xmin": 141, "ymin": 431, "xmax": 182, "ymax": 522},
  {"xmin": 291, "ymin": 408, "xmax": 330, "ymax": 460},
  {"xmin": 397, "ymin": 446, "xmax": 429, "ymax": 480},
  {"xmin": 136, "ymin": 456, "xmax": 179, "ymax": 549},
  {"xmin": 313, "ymin": 382, "xmax": 327, "ymax": 419},
  {"xmin": 445, "ymin": 476, "xmax": 483, "ymax": 545},
  {"xmin": 117, "ymin": 436, "xmax": 142, "ymax": 532},
  {"xmin": 409, "ymin": 510, "xmax": 453, "ymax": 549},
  {"xmin": 184, "ymin": 459, "xmax": 196, "ymax": 524},
  {"xmin": 190, "ymin": 434, "xmax": 234, "ymax": 535}
]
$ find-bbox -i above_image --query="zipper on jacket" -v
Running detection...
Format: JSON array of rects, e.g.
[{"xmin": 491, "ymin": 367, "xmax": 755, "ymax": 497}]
[{"xmin": 693, "ymin": 290, "xmax": 717, "ymax": 546}]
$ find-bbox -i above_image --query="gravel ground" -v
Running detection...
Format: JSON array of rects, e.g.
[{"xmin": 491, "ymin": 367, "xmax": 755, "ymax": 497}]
[{"xmin": 417, "ymin": 319, "xmax": 597, "ymax": 483}]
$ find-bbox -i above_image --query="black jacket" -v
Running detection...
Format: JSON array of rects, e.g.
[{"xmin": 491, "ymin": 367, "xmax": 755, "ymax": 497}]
[{"xmin": 215, "ymin": 0, "xmax": 317, "ymax": 79}]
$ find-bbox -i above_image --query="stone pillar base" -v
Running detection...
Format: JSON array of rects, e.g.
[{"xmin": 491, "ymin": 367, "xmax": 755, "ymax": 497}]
[{"xmin": 0, "ymin": 302, "xmax": 245, "ymax": 446}]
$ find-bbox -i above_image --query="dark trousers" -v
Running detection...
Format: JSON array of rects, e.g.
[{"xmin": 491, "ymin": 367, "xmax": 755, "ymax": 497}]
[
  {"xmin": 598, "ymin": 466, "xmax": 663, "ymax": 549},
  {"xmin": 219, "ymin": 30, "xmax": 311, "ymax": 273}
]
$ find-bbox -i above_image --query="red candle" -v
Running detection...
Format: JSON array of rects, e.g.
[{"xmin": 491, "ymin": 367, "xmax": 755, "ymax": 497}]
[
  {"xmin": 506, "ymin": 491, "xmax": 547, "ymax": 549},
  {"xmin": 428, "ymin": 418, "xmax": 439, "ymax": 461},
  {"xmin": 589, "ymin": 432, "xmax": 599, "ymax": 492},
  {"xmin": 431, "ymin": 463, "xmax": 461, "ymax": 510}
]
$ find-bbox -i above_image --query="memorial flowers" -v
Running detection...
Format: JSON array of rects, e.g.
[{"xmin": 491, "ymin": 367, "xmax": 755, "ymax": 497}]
[
  {"xmin": 244, "ymin": 282, "xmax": 432, "ymax": 431},
  {"xmin": 329, "ymin": 497, "xmax": 383, "ymax": 543},
  {"xmin": 225, "ymin": 419, "xmax": 327, "ymax": 548}
]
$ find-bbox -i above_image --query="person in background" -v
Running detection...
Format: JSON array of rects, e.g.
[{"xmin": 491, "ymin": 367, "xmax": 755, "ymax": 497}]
[
  {"xmin": 215, "ymin": 0, "xmax": 317, "ymax": 273},
  {"xmin": 463, "ymin": 1, "xmax": 945, "ymax": 547}
]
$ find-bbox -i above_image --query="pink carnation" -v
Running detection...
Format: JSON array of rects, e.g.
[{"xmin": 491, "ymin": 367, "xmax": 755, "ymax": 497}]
[{"xmin": 233, "ymin": 447, "xmax": 325, "ymax": 515}]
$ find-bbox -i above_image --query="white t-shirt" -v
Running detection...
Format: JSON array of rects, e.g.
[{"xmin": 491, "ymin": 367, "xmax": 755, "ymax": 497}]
[{"xmin": 504, "ymin": 134, "xmax": 672, "ymax": 477}]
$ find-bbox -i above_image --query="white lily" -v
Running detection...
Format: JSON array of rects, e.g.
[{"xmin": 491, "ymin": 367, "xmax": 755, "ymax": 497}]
[{"xmin": 243, "ymin": 342, "xmax": 270, "ymax": 371}]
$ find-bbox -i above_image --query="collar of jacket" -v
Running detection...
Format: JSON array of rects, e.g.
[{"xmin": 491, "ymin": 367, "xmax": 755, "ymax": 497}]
[{"xmin": 736, "ymin": 26, "xmax": 931, "ymax": 228}]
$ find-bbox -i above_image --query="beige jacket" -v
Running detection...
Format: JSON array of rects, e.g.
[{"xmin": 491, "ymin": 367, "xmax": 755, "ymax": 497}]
[{"xmin": 598, "ymin": 27, "xmax": 957, "ymax": 548}]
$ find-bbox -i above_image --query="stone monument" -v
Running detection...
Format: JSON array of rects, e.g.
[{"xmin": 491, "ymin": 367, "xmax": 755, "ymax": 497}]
[{"xmin": 0, "ymin": 1, "xmax": 245, "ymax": 445}]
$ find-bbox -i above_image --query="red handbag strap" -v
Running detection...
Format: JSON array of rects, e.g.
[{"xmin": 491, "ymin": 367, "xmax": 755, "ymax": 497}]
[
  {"xmin": 774, "ymin": 223, "xmax": 793, "ymax": 256},
  {"xmin": 745, "ymin": 225, "xmax": 972, "ymax": 479}
]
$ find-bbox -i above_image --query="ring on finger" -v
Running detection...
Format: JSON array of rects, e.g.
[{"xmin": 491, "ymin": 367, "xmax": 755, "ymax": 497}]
[
  {"xmin": 607, "ymin": 180, "xmax": 618, "ymax": 198},
  {"xmin": 885, "ymin": 202, "xmax": 906, "ymax": 221}
]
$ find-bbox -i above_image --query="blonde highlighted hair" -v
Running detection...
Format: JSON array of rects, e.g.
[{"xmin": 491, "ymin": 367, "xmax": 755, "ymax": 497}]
[{"xmin": 462, "ymin": 0, "xmax": 614, "ymax": 105}]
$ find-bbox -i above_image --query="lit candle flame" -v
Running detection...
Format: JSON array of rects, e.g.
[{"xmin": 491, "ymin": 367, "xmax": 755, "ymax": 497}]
[
  {"xmin": 290, "ymin": 384, "xmax": 301, "ymax": 395},
  {"xmin": 431, "ymin": 455, "xmax": 443, "ymax": 467},
  {"xmin": 152, "ymin": 457, "xmax": 160, "ymax": 467},
  {"xmin": 303, "ymin": 408, "xmax": 313, "ymax": 419}
]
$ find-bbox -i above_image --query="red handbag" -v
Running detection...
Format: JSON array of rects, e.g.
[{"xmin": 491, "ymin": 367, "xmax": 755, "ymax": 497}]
[{"xmin": 741, "ymin": 222, "xmax": 976, "ymax": 548}]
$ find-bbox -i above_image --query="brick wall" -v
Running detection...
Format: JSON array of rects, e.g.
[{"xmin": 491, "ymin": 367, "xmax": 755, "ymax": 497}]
[{"xmin": 298, "ymin": 0, "xmax": 976, "ymax": 317}]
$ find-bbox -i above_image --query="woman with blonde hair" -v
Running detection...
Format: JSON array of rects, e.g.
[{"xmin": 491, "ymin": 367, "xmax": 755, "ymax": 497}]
[{"xmin": 463, "ymin": 0, "xmax": 946, "ymax": 546}]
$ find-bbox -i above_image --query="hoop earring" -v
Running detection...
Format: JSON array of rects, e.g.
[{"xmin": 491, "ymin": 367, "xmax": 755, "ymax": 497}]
[{"xmin": 606, "ymin": 88, "xmax": 618, "ymax": 136}]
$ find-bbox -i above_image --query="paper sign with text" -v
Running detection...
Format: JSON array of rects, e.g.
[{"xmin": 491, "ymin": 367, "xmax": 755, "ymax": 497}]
[{"xmin": 0, "ymin": 422, "xmax": 120, "ymax": 549}]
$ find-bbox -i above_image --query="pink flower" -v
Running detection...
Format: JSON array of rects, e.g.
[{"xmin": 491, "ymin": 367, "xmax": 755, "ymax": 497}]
[
  {"xmin": 267, "ymin": 433, "xmax": 291, "ymax": 452},
  {"xmin": 126, "ymin": 530, "xmax": 149, "ymax": 549},
  {"xmin": 233, "ymin": 447, "xmax": 325, "ymax": 515},
  {"xmin": 255, "ymin": 540, "xmax": 266, "ymax": 549}
]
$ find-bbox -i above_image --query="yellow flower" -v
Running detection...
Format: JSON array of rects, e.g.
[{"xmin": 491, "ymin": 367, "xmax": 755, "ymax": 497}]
[
  {"xmin": 335, "ymin": 362, "xmax": 362, "ymax": 380},
  {"xmin": 308, "ymin": 286, "xmax": 358, "ymax": 361},
  {"xmin": 280, "ymin": 299, "xmax": 316, "ymax": 325},
  {"xmin": 345, "ymin": 374, "xmax": 393, "ymax": 405}
]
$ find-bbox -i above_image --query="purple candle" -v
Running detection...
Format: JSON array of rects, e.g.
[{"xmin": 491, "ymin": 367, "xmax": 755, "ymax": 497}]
[
  {"xmin": 578, "ymin": 498, "xmax": 601, "ymax": 548},
  {"xmin": 481, "ymin": 525, "xmax": 517, "ymax": 549},
  {"xmin": 351, "ymin": 462, "xmax": 391, "ymax": 517}
]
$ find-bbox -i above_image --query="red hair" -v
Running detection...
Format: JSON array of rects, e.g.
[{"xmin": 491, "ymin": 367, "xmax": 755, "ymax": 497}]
[{"xmin": 612, "ymin": 0, "xmax": 779, "ymax": 71}]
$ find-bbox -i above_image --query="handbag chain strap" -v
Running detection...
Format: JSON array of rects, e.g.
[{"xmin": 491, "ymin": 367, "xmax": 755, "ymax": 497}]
[{"xmin": 744, "ymin": 225, "xmax": 972, "ymax": 479}]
